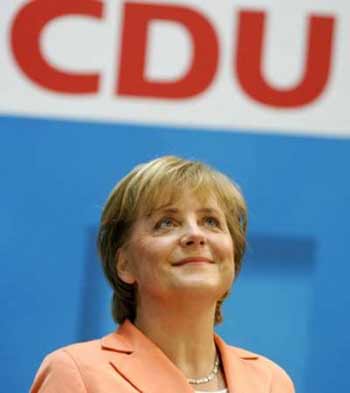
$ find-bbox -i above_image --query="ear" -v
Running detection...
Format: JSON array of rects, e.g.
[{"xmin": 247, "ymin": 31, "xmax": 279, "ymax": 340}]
[{"xmin": 116, "ymin": 248, "xmax": 136, "ymax": 285}]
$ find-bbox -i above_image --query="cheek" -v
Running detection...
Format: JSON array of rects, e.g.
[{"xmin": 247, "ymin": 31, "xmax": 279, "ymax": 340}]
[
  {"xmin": 220, "ymin": 237, "xmax": 236, "ymax": 280},
  {"xmin": 130, "ymin": 237, "xmax": 173, "ymax": 273},
  {"xmin": 146, "ymin": 234, "xmax": 177, "ymax": 256},
  {"xmin": 217, "ymin": 235, "xmax": 235, "ymax": 261}
]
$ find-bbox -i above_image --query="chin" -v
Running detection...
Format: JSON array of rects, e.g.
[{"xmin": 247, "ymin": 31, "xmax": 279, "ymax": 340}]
[{"xmin": 174, "ymin": 277, "xmax": 231, "ymax": 296}]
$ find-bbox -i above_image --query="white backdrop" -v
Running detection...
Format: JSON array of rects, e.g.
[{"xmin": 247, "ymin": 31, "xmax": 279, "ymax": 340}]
[{"xmin": 1, "ymin": 0, "xmax": 349, "ymax": 137}]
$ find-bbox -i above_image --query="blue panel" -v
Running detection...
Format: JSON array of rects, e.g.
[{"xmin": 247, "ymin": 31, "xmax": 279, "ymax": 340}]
[{"xmin": 1, "ymin": 115, "xmax": 349, "ymax": 393}]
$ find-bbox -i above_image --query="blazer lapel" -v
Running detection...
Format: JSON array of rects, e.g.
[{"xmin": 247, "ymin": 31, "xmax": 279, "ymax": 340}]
[
  {"xmin": 101, "ymin": 320, "xmax": 194, "ymax": 393},
  {"xmin": 215, "ymin": 334, "xmax": 269, "ymax": 393},
  {"xmin": 101, "ymin": 321, "xmax": 269, "ymax": 393}
]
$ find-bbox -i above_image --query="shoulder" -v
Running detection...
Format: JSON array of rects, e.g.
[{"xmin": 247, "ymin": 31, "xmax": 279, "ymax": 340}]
[
  {"xmin": 30, "ymin": 338, "xmax": 105, "ymax": 393},
  {"xmin": 47, "ymin": 337, "xmax": 104, "ymax": 366},
  {"xmin": 225, "ymin": 344, "xmax": 295, "ymax": 393}
]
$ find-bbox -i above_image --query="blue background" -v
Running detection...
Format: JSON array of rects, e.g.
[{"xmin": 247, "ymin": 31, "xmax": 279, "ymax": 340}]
[{"xmin": 1, "ymin": 115, "xmax": 349, "ymax": 392}]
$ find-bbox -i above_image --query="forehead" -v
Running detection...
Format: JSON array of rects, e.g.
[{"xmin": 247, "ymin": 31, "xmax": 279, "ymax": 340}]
[{"xmin": 137, "ymin": 186, "xmax": 224, "ymax": 217}]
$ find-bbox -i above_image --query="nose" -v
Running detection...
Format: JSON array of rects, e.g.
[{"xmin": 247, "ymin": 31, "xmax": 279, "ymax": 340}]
[{"xmin": 179, "ymin": 222, "xmax": 206, "ymax": 247}]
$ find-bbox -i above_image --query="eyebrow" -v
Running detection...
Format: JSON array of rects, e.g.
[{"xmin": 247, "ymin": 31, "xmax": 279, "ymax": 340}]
[
  {"xmin": 146, "ymin": 207, "xmax": 177, "ymax": 217},
  {"xmin": 149, "ymin": 206, "xmax": 223, "ymax": 216},
  {"xmin": 197, "ymin": 208, "xmax": 221, "ymax": 214}
]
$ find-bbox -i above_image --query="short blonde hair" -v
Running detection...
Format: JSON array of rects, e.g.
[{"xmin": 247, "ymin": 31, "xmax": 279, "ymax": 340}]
[{"xmin": 97, "ymin": 156, "xmax": 247, "ymax": 325}]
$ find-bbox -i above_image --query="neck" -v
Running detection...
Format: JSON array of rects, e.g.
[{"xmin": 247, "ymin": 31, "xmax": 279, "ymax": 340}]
[{"xmin": 134, "ymin": 295, "xmax": 218, "ymax": 379}]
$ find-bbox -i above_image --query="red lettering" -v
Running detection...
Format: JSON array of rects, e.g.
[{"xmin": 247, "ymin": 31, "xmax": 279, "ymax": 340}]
[
  {"xmin": 117, "ymin": 2, "xmax": 219, "ymax": 99},
  {"xmin": 11, "ymin": 0, "xmax": 103, "ymax": 94},
  {"xmin": 236, "ymin": 11, "xmax": 335, "ymax": 108}
]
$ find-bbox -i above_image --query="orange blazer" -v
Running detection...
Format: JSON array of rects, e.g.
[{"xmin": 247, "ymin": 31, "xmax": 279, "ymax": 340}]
[{"xmin": 30, "ymin": 320, "xmax": 295, "ymax": 393}]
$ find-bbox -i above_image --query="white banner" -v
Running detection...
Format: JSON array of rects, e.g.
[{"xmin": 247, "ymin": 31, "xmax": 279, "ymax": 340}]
[{"xmin": 1, "ymin": 0, "xmax": 349, "ymax": 137}]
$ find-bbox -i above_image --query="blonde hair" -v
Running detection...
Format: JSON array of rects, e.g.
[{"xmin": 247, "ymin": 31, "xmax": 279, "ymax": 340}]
[{"xmin": 97, "ymin": 156, "xmax": 247, "ymax": 325}]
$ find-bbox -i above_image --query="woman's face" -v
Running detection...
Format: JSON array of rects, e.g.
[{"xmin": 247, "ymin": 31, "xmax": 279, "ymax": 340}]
[{"xmin": 117, "ymin": 190, "xmax": 235, "ymax": 304}]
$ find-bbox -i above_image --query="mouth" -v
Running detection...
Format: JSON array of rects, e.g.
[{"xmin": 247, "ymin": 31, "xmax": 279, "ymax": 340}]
[{"xmin": 173, "ymin": 257, "xmax": 214, "ymax": 266}]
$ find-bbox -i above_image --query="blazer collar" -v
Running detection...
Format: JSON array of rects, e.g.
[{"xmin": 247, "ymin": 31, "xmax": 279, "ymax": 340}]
[
  {"xmin": 101, "ymin": 320, "xmax": 264, "ymax": 393},
  {"xmin": 214, "ymin": 334, "xmax": 269, "ymax": 393}
]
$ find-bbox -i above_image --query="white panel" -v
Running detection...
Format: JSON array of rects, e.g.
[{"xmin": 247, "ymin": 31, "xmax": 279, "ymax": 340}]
[
  {"xmin": 146, "ymin": 21, "xmax": 192, "ymax": 81},
  {"xmin": 0, "ymin": 0, "xmax": 349, "ymax": 138}
]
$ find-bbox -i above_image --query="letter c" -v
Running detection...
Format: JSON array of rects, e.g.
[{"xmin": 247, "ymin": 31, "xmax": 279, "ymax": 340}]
[{"xmin": 11, "ymin": 0, "xmax": 103, "ymax": 94}]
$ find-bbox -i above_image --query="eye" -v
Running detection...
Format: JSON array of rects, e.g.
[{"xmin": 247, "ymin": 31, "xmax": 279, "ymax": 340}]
[
  {"xmin": 203, "ymin": 216, "xmax": 221, "ymax": 228},
  {"xmin": 154, "ymin": 217, "xmax": 177, "ymax": 230}
]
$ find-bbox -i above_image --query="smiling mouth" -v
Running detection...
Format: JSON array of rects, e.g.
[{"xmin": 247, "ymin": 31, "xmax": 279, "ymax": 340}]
[{"xmin": 173, "ymin": 257, "xmax": 214, "ymax": 266}]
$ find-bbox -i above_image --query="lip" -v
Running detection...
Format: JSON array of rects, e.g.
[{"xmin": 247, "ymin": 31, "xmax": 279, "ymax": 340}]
[{"xmin": 173, "ymin": 257, "xmax": 213, "ymax": 266}]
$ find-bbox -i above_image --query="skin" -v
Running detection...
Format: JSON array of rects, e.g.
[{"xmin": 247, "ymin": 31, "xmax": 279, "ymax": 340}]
[{"xmin": 117, "ymin": 190, "xmax": 235, "ymax": 390}]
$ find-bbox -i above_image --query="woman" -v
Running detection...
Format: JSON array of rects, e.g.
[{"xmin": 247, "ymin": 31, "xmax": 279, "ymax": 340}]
[{"xmin": 31, "ymin": 156, "xmax": 295, "ymax": 393}]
